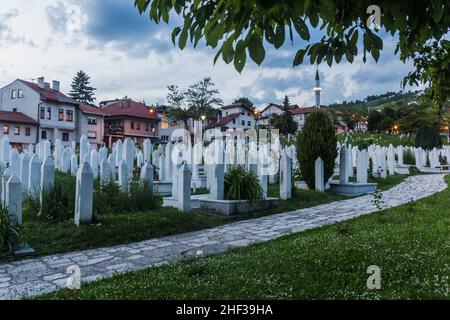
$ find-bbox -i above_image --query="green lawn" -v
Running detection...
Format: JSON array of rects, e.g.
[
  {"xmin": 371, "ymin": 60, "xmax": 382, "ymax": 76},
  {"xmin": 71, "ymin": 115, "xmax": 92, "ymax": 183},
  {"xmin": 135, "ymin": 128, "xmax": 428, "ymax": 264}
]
[{"xmin": 39, "ymin": 175, "xmax": 450, "ymax": 300}]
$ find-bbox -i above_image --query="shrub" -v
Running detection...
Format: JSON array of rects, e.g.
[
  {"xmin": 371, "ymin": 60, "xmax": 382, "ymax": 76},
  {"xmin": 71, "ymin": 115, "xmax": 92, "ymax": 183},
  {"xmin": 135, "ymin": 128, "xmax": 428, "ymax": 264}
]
[
  {"xmin": 296, "ymin": 111, "xmax": 337, "ymax": 189},
  {"xmin": 27, "ymin": 172, "xmax": 77, "ymax": 221},
  {"xmin": 224, "ymin": 166, "xmax": 262, "ymax": 202},
  {"xmin": 0, "ymin": 204, "xmax": 21, "ymax": 255},
  {"xmin": 415, "ymin": 126, "xmax": 442, "ymax": 150},
  {"xmin": 93, "ymin": 180, "xmax": 157, "ymax": 215}
]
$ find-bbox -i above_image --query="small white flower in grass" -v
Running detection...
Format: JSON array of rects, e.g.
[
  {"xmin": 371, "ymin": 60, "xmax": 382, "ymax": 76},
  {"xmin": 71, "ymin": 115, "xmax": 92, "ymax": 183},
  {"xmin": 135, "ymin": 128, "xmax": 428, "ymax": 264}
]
[{"xmin": 196, "ymin": 250, "xmax": 204, "ymax": 256}]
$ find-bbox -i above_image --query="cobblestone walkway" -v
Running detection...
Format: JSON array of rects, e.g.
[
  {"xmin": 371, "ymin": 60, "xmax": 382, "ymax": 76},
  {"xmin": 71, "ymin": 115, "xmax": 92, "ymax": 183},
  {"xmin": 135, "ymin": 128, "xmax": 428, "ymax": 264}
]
[{"xmin": 0, "ymin": 174, "xmax": 446, "ymax": 299}]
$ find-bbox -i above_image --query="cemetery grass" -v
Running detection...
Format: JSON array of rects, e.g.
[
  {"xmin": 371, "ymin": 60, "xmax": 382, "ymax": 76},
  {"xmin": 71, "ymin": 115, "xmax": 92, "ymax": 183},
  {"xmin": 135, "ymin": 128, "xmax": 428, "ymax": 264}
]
[{"xmin": 39, "ymin": 175, "xmax": 450, "ymax": 300}]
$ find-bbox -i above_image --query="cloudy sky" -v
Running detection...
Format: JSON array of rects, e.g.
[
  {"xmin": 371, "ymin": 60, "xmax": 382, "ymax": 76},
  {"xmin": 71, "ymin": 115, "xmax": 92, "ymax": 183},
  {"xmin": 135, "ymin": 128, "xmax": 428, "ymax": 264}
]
[{"xmin": 0, "ymin": 0, "xmax": 419, "ymax": 108}]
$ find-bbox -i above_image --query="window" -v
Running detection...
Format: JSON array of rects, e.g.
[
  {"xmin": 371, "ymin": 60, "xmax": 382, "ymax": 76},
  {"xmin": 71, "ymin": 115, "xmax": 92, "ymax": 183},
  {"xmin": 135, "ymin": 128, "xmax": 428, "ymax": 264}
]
[
  {"xmin": 25, "ymin": 127, "xmax": 31, "ymax": 136},
  {"xmin": 232, "ymin": 119, "xmax": 236, "ymax": 124},
  {"xmin": 88, "ymin": 117, "xmax": 97, "ymax": 125},
  {"xmin": 131, "ymin": 121, "xmax": 135, "ymax": 129},
  {"xmin": 161, "ymin": 135, "xmax": 169, "ymax": 141},
  {"xmin": 40, "ymin": 107, "xmax": 45, "ymax": 119},
  {"xmin": 58, "ymin": 109, "xmax": 64, "ymax": 121},
  {"xmin": 3, "ymin": 125, "xmax": 9, "ymax": 134},
  {"xmin": 62, "ymin": 132, "xmax": 69, "ymax": 142},
  {"xmin": 14, "ymin": 126, "xmax": 20, "ymax": 135},
  {"xmin": 247, "ymin": 112, "xmax": 251, "ymax": 116},
  {"xmin": 41, "ymin": 130, "xmax": 47, "ymax": 140},
  {"xmin": 88, "ymin": 131, "xmax": 97, "ymax": 139},
  {"xmin": 241, "ymin": 120, "xmax": 245, "ymax": 126},
  {"xmin": 136, "ymin": 122, "xmax": 141, "ymax": 130},
  {"xmin": 11, "ymin": 90, "xmax": 17, "ymax": 99},
  {"xmin": 18, "ymin": 89, "xmax": 23, "ymax": 98},
  {"xmin": 145, "ymin": 123, "xmax": 150, "ymax": 131},
  {"xmin": 160, "ymin": 122, "xmax": 169, "ymax": 129},
  {"xmin": 66, "ymin": 110, "xmax": 73, "ymax": 122},
  {"xmin": 247, "ymin": 121, "xmax": 251, "ymax": 126},
  {"xmin": 12, "ymin": 108, "xmax": 17, "ymax": 112},
  {"xmin": 47, "ymin": 107, "xmax": 51, "ymax": 120}
]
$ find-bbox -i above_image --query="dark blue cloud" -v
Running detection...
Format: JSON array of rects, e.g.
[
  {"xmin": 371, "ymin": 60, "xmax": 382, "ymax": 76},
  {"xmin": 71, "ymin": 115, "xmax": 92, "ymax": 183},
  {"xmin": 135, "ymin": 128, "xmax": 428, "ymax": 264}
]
[{"xmin": 79, "ymin": 0, "xmax": 177, "ymax": 58}]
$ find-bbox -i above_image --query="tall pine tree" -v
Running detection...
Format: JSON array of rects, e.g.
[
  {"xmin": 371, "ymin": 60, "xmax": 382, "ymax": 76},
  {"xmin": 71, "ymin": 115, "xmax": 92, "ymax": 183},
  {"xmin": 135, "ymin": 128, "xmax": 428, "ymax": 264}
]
[
  {"xmin": 69, "ymin": 70, "xmax": 96, "ymax": 104},
  {"xmin": 270, "ymin": 95, "xmax": 298, "ymax": 138}
]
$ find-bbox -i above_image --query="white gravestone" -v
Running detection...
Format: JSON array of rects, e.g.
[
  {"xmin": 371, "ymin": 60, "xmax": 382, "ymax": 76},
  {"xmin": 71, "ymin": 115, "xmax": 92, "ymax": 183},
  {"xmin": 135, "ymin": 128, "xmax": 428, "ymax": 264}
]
[
  {"xmin": 28, "ymin": 154, "xmax": 41, "ymax": 198},
  {"xmin": 177, "ymin": 164, "xmax": 191, "ymax": 213},
  {"xmin": 6, "ymin": 173, "xmax": 22, "ymax": 226},
  {"xmin": 75, "ymin": 161, "xmax": 94, "ymax": 225},
  {"xmin": 315, "ymin": 157, "xmax": 325, "ymax": 192}
]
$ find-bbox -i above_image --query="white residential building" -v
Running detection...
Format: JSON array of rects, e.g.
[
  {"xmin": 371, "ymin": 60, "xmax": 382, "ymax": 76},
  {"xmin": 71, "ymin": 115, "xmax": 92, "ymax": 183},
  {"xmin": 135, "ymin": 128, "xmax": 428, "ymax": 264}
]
[{"xmin": 0, "ymin": 77, "xmax": 104, "ymax": 148}]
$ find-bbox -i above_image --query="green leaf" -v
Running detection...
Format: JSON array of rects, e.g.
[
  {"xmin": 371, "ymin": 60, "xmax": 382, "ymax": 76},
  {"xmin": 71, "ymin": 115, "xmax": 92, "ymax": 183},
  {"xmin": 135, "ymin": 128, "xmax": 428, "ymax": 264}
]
[
  {"xmin": 234, "ymin": 40, "xmax": 247, "ymax": 73},
  {"xmin": 221, "ymin": 37, "xmax": 235, "ymax": 64},
  {"xmin": 293, "ymin": 18, "xmax": 310, "ymax": 40},
  {"xmin": 273, "ymin": 23, "xmax": 285, "ymax": 49},
  {"xmin": 179, "ymin": 27, "xmax": 188, "ymax": 50},
  {"xmin": 171, "ymin": 27, "xmax": 181, "ymax": 45},
  {"xmin": 248, "ymin": 32, "xmax": 265, "ymax": 65},
  {"xmin": 293, "ymin": 49, "xmax": 306, "ymax": 66}
]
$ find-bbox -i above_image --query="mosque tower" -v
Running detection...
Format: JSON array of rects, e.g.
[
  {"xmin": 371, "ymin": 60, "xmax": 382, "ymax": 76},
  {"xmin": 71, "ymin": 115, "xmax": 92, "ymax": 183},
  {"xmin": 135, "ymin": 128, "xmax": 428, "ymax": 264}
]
[{"xmin": 313, "ymin": 69, "xmax": 322, "ymax": 109}]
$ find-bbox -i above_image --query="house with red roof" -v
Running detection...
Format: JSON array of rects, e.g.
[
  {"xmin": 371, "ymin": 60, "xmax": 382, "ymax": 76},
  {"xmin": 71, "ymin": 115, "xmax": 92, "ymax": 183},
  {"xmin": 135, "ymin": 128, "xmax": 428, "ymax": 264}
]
[
  {"xmin": 0, "ymin": 77, "xmax": 106, "ymax": 148},
  {"xmin": 100, "ymin": 99, "xmax": 160, "ymax": 147}
]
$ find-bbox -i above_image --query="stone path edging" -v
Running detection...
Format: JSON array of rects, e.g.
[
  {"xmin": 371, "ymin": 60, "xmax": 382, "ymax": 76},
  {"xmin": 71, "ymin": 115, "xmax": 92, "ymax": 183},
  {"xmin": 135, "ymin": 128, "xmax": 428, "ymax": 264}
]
[{"xmin": 0, "ymin": 174, "xmax": 446, "ymax": 299}]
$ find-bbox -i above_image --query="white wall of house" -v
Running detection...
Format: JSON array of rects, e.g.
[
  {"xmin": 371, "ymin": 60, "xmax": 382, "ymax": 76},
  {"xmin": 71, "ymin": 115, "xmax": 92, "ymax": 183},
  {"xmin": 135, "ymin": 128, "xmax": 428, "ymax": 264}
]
[
  {"xmin": 0, "ymin": 80, "xmax": 80, "ymax": 146},
  {"xmin": 260, "ymin": 105, "xmax": 283, "ymax": 118},
  {"xmin": 76, "ymin": 111, "xmax": 104, "ymax": 146},
  {"xmin": 222, "ymin": 106, "xmax": 255, "ymax": 129},
  {"xmin": 0, "ymin": 80, "xmax": 41, "ymax": 119}
]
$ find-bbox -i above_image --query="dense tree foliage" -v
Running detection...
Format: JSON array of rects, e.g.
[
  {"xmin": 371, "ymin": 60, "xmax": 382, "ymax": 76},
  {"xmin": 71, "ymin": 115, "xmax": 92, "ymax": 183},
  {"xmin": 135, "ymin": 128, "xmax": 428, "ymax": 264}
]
[
  {"xmin": 233, "ymin": 97, "xmax": 254, "ymax": 110},
  {"xmin": 166, "ymin": 77, "xmax": 223, "ymax": 131},
  {"xmin": 269, "ymin": 95, "xmax": 298, "ymax": 137},
  {"xmin": 415, "ymin": 125, "xmax": 443, "ymax": 150},
  {"xmin": 403, "ymin": 40, "xmax": 450, "ymax": 114},
  {"xmin": 135, "ymin": 0, "xmax": 449, "ymax": 72},
  {"xmin": 296, "ymin": 111, "xmax": 337, "ymax": 189},
  {"xmin": 69, "ymin": 71, "xmax": 96, "ymax": 104}
]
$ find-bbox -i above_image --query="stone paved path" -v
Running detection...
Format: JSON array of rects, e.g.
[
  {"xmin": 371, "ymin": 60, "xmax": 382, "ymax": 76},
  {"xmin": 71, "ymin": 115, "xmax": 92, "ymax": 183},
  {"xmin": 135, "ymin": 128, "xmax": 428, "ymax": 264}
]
[{"xmin": 0, "ymin": 174, "xmax": 446, "ymax": 299}]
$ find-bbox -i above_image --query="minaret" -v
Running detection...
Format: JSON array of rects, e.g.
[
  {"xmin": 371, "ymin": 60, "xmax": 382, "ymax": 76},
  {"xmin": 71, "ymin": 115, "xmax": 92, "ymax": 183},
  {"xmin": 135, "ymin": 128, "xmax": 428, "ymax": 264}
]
[{"xmin": 313, "ymin": 69, "xmax": 322, "ymax": 109}]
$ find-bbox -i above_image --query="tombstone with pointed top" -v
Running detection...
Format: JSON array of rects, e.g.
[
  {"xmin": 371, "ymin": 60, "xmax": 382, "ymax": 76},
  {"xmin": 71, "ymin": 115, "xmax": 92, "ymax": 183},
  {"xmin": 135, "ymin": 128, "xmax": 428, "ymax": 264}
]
[
  {"xmin": 143, "ymin": 139, "xmax": 152, "ymax": 163},
  {"xmin": 115, "ymin": 139, "xmax": 123, "ymax": 166},
  {"xmin": 339, "ymin": 146, "xmax": 349, "ymax": 184},
  {"xmin": 136, "ymin": 150, "xmax": 144, "ymax": 168},
  {"xmin": 108, "ymin": 153, "xmax": 116, "ymax": 179},
  {"xmin": 9, "ymin": 149, "xmax": 20, "ymax": 177},
  {"xmin": 357, "ymin": 149, "xmax": 368, "ymax": 183},
  {"xmin": 152, "ymin": 149, "xmax": 159, "ymax": 167},
  {"xmin": 210, "ymin": 163, "xmax": 224, "ymax": 200},
  {"xmin": 118, "ymin": 160, "xmax": 129, "ymax": 192},
  {"xmin": 6, "ymin": 173, "xmax": 22, "ymax": 226},
  {"xmin": 28, "ymin": 154, "xmax": 41, "ymax": 197},
  {"xmin": 90, "ymin": 149, "xmax": 99, "ymax": 178},
  {"xmin": 165, "ymin": 143, "xmax": 173, "ymax": 183},
  {"xmin": 99, "ymin": 145, "xmax": 108, "ymax": 164},
  {"xmin": 280, "ymin": 153, "xmax": 292, "ymax": 200},
  {"xmin": 0, "ymin": 161, "xmax": 5, "ymax": 198},
  {"xmin": 1, "ymin": 136, "xmax": 10, "ymax": 163},
  {"xmin": 177, "ymin": 164, "xmax": 191, "ymax": 213},
  {"xmin": 315, "ymin": 157, "xmax": 325, "ymax": 192},
  {"xmin": 158, "ymin": 154, "xmax": 166, "ymax": 181},
  {"xmin": 99, "ymin": 159, "xmax": 111, "ymax": 186},
  {"xmin": 74, "ymin": 161, "xmax": 94, "ymax": 226},
  {"xmin": 122, "ymin": 138, "xmax": 135, "ymax": 175},
  {"xmin": 40, "ymin": 157, "xmax": 55, "ymax": 202},
  {"xmin": 60, "ymin": 148, "xmax": 70, "ymax": 173},
  {"xmin": 20, "ymin": 152, "xmax": 31, "ymax": 192},
  {"xmin": 80, "ymin": 136, "xmax": 89, "ymax": 164},
  {"xmin": 2, "ymin": 167, "xmax": 12, "ymax": 203},
  {"xmin": 70, "ymin": 154, "xmax": 78, "ymax": 176},
  {"xmin": 140, "ymin": 161, "xmax": 154, "ymax": 195}
]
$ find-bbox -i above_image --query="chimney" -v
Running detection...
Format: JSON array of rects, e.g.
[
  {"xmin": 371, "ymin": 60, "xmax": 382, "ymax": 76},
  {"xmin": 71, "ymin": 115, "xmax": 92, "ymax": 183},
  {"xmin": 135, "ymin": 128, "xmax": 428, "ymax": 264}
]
[
  {"xmin": 52, "ymin": 80, "xmax": 60, "ymax": 91},
  {"xmin": 37, "ymin": 77, "xmax": 45, "ymax": 88},
  {"xmin": 44, "ymin": 82, "xmax": 50, "ymax": 89}
]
